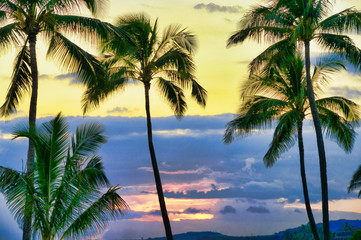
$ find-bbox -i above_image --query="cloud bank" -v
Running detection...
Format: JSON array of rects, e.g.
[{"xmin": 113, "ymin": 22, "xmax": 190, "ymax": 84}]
[{"xmin": 194, "ymin": 3, "xmax": 243, "ymax": 13}]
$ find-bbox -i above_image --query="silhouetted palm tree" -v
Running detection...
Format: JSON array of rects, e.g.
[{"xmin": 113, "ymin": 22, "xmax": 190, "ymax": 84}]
[
  {"xmin": 82, "ymin": 13, "xmax": 207, "ymax": 240},
  {"xmin": 224, "ymin": 54, "xmax": 360, "ymax": 240},
  {"xmin": 0, "ymin": 1, "xmax": 124, "ymax": 238},
  {"xmin": 227, "ymin": 1, "xmax": 361, "ymax": 238},
  {"xmin": 0, "ymin": 114, "xmax": 128, "ymax": 240}
]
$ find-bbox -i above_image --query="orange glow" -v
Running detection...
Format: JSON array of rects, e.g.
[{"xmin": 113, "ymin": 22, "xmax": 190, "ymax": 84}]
[
  {"xmin": 170, "ymin": 213, "xmax": 214, "ymax": 222},
  {"xmin": 123, "ymin": 193, "xmax": 217, "ymax": 222}
]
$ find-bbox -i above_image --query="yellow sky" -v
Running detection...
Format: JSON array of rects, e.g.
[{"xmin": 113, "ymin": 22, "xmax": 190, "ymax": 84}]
[{"xmin": 0, "ymin": 0, "xmax": 360, "ymax": 118}]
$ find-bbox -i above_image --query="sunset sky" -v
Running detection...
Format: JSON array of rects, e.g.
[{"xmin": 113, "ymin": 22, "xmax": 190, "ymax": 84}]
[{"xmin": 1, "ymin": 0, "xmax": 361, "ymax": 239}]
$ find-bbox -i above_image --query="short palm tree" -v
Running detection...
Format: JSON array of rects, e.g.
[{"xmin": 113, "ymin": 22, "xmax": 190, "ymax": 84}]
[
  {"xmin": 81, "ymin": 13, "xmax": 207, "ymax": 240},
  {"xmin": 0, "ymin": 114, "xmax": 128, "ymax": 240},
  {"xmin": 227, "ymin": 1, "xmax": 361, "ymax": 238},
  {"xmin": 224, "ymin": 54, "xmax": 360, "ymax": 240},
  {"xmin": 0, "ymin": 1, "xmax": 124, "ymax": 237}
]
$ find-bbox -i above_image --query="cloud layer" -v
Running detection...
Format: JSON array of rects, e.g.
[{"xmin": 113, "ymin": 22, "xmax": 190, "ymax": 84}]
[{"xmin": 0, "ymin": 114, "xmax": 361, "ymax": 238}]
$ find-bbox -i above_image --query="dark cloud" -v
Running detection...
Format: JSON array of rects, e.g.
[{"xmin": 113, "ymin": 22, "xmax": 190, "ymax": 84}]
[
  {"xmin": 55, "ymin": 73, "xmax": 77, "ymax": 80},
  {"xmin": 220, "ymin": 205, "xmax": 236, "ymax": 214},
  {"xmin": 246, "ymin": 206, "xmax": 270, "ymax": 214},
  {"xmin": 107, "ymin": 107, "xmax": 131, "ymax": 114},
  {"xmin": 39, "ymin": 74, "xmax": 49, "ymax": 79},
  {"xmin": 194, "ymin": 3, "xmax": 243, "ymax": 13},
  {"xmin": 55, "ymin": 73, "xmax": 79, "ymax": 84},
  {"xmin": 183, "ymin": 208, "xmax": 210, "ymax": 214},
  {"xmin": 294, "ymin": 209, "xmax": 302, "ymax": 213},
  {"xmin": 148, "ymin": 210, "xmax": 162, "ymax": 216},
  {"xmin": 329, "ymin": 86, "xmax": 361, "ymax": 99}
]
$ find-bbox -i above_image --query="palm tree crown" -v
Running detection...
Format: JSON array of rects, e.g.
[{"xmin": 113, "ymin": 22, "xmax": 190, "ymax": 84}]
[
  {"xmin": 0, "ymin": 0, "xmax": 118, "ymax": 116},
  {"xmin": 83, "ymin": 13, "xmax": 207, "ymax": 115},
  {"xmin": 227, "ymin": 0, "xmax": 361, "ymax": 73},
  {"xmin": 224, "ymin": 54, "xmax": 359, "ymax": 166},
  {"xmin": 0, "ymin": 114, "xmax": 128, "ymax": 240}
]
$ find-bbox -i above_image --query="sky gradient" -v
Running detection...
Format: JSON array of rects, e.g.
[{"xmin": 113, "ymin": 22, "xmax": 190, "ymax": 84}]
[{"xmin": 1, "ymin": 0, "xmax": 361, "ymax": 239}]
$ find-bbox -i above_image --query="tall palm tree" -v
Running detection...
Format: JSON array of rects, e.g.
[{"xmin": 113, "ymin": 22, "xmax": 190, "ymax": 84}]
[
  {"xmin": 81, "ymin": 13, "xmax": 207, "ymax": 240},
  {"xmin": 0, "ymin": 1, "xmax": 125, "ymax": 238},
  {"xmin": 0, "ymin": 114, "xmax": 128, "ymax": 240},
  {"xmin": 224, "ymin": 54, "xmax": 360, "ymax": 240},
  {"xmin": 227, "ymin": 1, "xmax": 361, "ymax": 238}
]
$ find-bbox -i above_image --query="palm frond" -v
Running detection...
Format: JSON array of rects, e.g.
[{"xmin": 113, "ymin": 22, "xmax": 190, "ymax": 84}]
[
  {"xmin": 36, "ymin": 114, "xmax": 69, "ymax": 205},
  {"xmin": 44, "ymin": 0, "xmax": 104, "ymax": 16},
  {"xmin": 46, "ymin": 32, "xmax": 106, "ymax": 86},
  {"xmin": 81, "ymin": 67, "xmax": 130, "ymax": 114},
  {"xmin": 160, "ymin": 24, "xmax": 198, "ymax": 54},
  {"xmin": 318, "ymin": 106, "xmax": 357, "ymax": 153},
  {"xmin": 316, "ymin": 96, "xmax": 361, "ymax": 122},
  {"xmin": 153, "ymin": 47, "xmax": 196, "ymax": 81},
  {"xmin": 264, "ymin": 110, "xmax": 298, "ymax": 167},
  {"xmin": 248, "ymin": 38, "xmax": 295, "ymax": 75},
  {"xmin": 0, "ymin": 23, "xmax": 22, "ymax": 53},
  {"xmin": 223, "ymin": 97, "xmax": 288, "ymax": 144},
  {"xmin": 0, "ymin": 167, "xmax": 28, "ymax": 225},
  {"xmin": 348, "ymin": 165, "xmax": 361, "ymax": 196},
  {"xmin": 72, "ymin": 122, "xmax": 107, "ymax": 158},
  {"xmin": 320, "ymin": 8, "xmax": 361, "ymax": 34},
  {"xmin": 191, "ymin": 79, "xmax": 207, "ymax": 107},
  {"xmin": 0, "ymin": 41, "xmax": 31, "ymax": 117},
  {"xmin": 227, "ymin": 26, "xmax": 290, "ymax": 47},
  {"xmin": 53, "ymin": 14, "xmax": 128, "ymax": 44},
  {"xmin": 156, "ymin": 77, "xmax": 187, "ymax": 118},
  {"xmin": 0, "ymin": 10, "xmax": 6, "ymax": 23},
  {"xmin": 316, "ymin": 33, "xmax": 361, "ymax": 70},
  {"xmin": 60, "ymin": 185, "xmax": 128, "ymax": 239}
]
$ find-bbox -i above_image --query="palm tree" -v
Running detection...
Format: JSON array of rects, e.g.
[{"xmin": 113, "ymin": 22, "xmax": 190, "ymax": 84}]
[
  {"xmin": 227, "ymin": 1, "xmax": 361, "ymax": 238},
  {"xmin": 81, "ymin": 13, "xmax": 207, "ymax": 240},
  {"xmin": 0, "ymin": 114, "xmax": 128, "ymax": 240},
  {"xmin": 224, "ymin": 54, "xmax": 360, "ymax": 240},
  {"xmin": 0, "ymin": 1, "xmax": 125, "ymax": 238}
]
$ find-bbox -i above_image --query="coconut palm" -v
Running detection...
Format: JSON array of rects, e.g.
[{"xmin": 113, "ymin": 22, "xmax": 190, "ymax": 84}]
[
  {"xmin": 224, "ymin": 54, "xmax": 360, "ymax": 240},
  {"xmin": 0, "ymin": 114, "xmax": 128, "ymax": 240},
  {"xmin": 81, "ymin": 13, "xmax": 207, "ymax": 240},
  {"xmin": 0, "ymin": 1, "xmax": 126, "ymax": 237},
  {"xmin": 227, "ymin": 1, "xmax": 361, "ymax": 238}
]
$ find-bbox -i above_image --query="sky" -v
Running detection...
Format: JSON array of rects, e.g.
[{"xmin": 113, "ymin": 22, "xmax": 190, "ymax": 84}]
[{"xmin": 1, "ymin": 0, "xmax": 361, "ymax": 239}]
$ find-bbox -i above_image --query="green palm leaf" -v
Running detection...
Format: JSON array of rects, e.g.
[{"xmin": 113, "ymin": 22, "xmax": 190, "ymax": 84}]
[
  {"xmin": 157, "ymin": 77, "xmax": 187, "ymax": 118},
  {"xmin": 47, "ymin": 32, "xmax": 106, "ymax": 85},
  {"xmin": 60, "ymin": 185, "xmax": 128, "ymax": 239},
  {"xmin": 0, "ymin": 41, "xmax": 31, "ymax": 117},
  {"xmin": 264, "ymin": 110, "xmax": 298, "ymax": 167}
]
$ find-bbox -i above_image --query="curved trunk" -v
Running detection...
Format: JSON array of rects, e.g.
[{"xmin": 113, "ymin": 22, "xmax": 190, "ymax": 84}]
[
  {"xmin": 304, "ymin": 40, "xmax": 329, "ymax": 240},
  {"xmin": 298, "ymin": 120, "xmax": 320, "ymax": 240},
  {"xmin": 23, "ymin": 33, "xmax": 39, "ymax": 240},
  {"xmin": 144, "ymin": 83, "xmax": 174, "ymax": 240}
]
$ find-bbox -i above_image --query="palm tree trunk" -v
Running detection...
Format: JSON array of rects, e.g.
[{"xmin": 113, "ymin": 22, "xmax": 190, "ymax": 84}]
[
  {"xmin": 304, "ymin": 40, "xmax": 329, "ymax": 240},
  {"xmin": 297, "ymin": 120, "xmax": 320, "ymax": 240},
  {"xmin": 144, "ymin": 83, "xmax": 174, "ymax": 240},
  {"xmin": 23, "ymin": 33, "xmax": 39, "ymax": 240}
]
